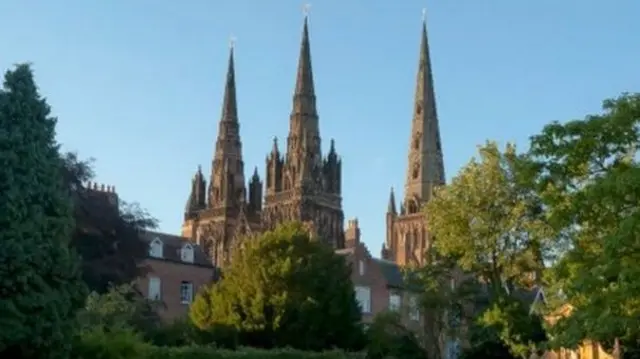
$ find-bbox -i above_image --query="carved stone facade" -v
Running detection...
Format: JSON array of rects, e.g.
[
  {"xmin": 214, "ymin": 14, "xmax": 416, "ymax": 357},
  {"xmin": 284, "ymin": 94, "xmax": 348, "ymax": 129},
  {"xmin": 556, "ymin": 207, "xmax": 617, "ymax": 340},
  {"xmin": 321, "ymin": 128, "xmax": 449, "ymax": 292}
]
[
  {"xmin": 182, "ymin": 16, "xmax": 344, "ymax": 268},
  {"xmin": 383, "ymin": 19, "xmax": 445, "ymax": 267}
]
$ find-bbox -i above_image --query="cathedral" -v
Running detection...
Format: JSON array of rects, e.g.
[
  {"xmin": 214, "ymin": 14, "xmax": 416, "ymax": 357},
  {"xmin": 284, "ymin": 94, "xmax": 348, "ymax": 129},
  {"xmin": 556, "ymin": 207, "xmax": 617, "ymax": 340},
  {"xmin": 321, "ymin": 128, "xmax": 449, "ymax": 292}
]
[
  {"xmin": 181, "ymin": 15, "xmax": 344, "ymax": 267},
  {"xmin": 182, "ymin": 13, "xmax": 444, "ymax": 269}
]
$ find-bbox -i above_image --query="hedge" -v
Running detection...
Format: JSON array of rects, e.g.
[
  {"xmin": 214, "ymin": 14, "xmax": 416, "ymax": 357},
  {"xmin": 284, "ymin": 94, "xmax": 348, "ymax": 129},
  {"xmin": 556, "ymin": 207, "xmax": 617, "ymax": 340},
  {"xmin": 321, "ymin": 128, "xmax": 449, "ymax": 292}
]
[
  {"xmin": 71, "ymin": 328, "xmax": 364, "ymax": 359},
  {"xmin": 147, "ymin": 346, "xmax": 365, "ymax": 359}
]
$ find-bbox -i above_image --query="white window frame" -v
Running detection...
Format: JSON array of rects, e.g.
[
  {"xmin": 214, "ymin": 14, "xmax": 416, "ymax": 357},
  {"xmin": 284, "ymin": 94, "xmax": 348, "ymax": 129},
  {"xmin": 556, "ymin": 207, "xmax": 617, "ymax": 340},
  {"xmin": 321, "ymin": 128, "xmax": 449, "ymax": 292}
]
[
  {"xmin": 149, "ymin": 237, "xmax": 163, "ymax": 258},
  {"xmin": 181, "ymin": 243, "xmax": 194, "ymax": 263},
  {"xmin": 148, "ymin": 276, "xmax": 161, "ymax": 300},
  {"xmin": 389, "ymin": 292, "xmax": 401, "ymax": 311},
  {"xmin": 180, "ymin": 281, "xmax": 194, "ymax": 304},
  {"xmin": 355, "ymin": 286, "xmax": 371, "ymax": 313},
  {"xmin": 358, "ymin": 260, "xmax": 365, "ymax": 276}
]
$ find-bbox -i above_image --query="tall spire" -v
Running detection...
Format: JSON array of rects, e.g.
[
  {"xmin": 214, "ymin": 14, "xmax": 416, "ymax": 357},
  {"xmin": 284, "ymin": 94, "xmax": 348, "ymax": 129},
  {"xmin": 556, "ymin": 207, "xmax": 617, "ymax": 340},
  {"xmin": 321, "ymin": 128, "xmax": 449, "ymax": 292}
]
[
  {"xmin": 220, "ymin": 43, "xmax": 238, "ymax": 124},
  {"xmin": 288, "ymin": 10, "xmax": 319, "ymax": 145},
  {"xmin": 294, "ymin": 15, "xmax": 316, "ymax": 102},
  {"xmin": 403, "ymin": 9, "xmax": 445, "ymax": 212},
  {"xmin": 210, "ymin": 42, "xmax": 246, "ymax": 208},
  {"xmin": 286, "ymin": 8, "xmax": 322, "ymax": 183}
]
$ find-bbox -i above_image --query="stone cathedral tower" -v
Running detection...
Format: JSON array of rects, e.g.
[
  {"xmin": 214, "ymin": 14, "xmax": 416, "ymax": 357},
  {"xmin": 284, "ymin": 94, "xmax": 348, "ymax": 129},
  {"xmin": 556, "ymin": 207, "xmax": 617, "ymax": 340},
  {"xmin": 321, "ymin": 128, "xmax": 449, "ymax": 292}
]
[
  {"xmin": 182, "ymin": 45, "xmax": 262, "ymax": 268},
  {"xmin": 262, "ymin": 15, "xmax": 345, "ymax": 249},
  {"xmin": 182, "ymin": 15, "xmax": 345, "ymax": 268},
  {"xmin": 382, "ymin": 16, "xmax": 445, "ymax": 267}
]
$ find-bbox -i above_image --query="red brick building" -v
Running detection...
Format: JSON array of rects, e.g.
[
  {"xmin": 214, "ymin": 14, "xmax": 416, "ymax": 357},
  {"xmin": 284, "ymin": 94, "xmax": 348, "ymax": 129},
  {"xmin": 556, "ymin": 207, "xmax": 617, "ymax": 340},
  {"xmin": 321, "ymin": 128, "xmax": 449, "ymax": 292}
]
[
  {"xmin": 136, "ymin": 231, "xmax": 216, "ymax": 321},
  {"xmin": 338, "ymin": 219, "xmax": 423, "ymax": 329}
]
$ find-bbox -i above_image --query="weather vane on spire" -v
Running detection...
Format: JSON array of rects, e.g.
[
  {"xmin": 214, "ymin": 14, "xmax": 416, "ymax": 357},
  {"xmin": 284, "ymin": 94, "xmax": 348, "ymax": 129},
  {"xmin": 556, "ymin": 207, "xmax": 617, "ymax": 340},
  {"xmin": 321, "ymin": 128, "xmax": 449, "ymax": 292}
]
[
  {"xmin": 303, "ymin": 3, "xmax": 311, "ymax": 18},
  {"xmin": 421, "ymin": 8, "xmax": 427, "ymax": 22},
  {"xmin": 229, "ymin": 35, "xmax": 237, "ymax": 49}
]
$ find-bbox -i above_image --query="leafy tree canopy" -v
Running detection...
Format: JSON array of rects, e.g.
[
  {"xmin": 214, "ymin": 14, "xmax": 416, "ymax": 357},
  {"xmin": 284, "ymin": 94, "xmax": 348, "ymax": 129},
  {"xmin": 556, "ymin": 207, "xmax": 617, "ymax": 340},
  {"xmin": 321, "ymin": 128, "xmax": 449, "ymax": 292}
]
[
  {"xmin": 0, "ymin": 64, "xmax": 87, "ymax": 358},
  {"xmin": 76, "ymin": 283, "xmax": 160, "ymax": 335},
  {"xmin": 190, "ymin": 222, "xmax": 364, "ymax": 351},
  {"xmin": 62, "ymin": 152, "xmax": 157, "ymax": 293},
  {"xmin": 423, "ymin": 141, "xmax": 552, "ymax": 357},
  {"xmin": 527, "ymin": 93, "xmax": 640, "ymax": 352}
]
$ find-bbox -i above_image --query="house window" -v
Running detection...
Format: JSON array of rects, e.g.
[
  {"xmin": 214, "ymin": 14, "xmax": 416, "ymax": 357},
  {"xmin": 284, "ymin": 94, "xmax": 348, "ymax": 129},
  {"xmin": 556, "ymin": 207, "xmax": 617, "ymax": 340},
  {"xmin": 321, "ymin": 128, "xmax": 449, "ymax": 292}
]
[
  {"xmin": 148, "ymin": 276, "xmax": 161, "ymax": 300},
  {"xmin": 409, "ymin": 295, "xmax": 420, "ymax": 321},
  {"xmin": 181, "ymin": 244, "xmax": 194, "ymax": 263},
  {"xmin": 180, "ymin": 281, "xmax": 194, "ymax": 304},
  {"xmin": 389, "ymin": 293, "xmax": 401, "ymax": 311},
  {"xmin": 355, "ymin": 286, "xmax": 371, "ymax": 313},
  {"xmin": 149, "ymin": 238, "xmax": 163, "ymax": 258},
  {"xmin": 358, "ymin": 260, "xmax": 365, "ymax": 276}
]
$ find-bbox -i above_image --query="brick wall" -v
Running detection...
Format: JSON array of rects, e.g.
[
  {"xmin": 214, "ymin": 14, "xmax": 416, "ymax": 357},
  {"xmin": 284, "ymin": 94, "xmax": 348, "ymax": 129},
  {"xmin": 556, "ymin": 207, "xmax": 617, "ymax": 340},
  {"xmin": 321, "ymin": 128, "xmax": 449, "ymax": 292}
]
[{"xmin": 136, "ymin": 258, "xmax": 215, "ymax": 321}]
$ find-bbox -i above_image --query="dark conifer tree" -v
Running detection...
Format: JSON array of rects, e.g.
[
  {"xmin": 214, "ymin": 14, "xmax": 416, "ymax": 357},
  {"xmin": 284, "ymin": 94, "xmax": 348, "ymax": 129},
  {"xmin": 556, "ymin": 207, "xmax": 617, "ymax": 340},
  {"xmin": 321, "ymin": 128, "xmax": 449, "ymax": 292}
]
[{"xmin": 0, "ymin": 64, "xmax": 87, "ymax": 358}]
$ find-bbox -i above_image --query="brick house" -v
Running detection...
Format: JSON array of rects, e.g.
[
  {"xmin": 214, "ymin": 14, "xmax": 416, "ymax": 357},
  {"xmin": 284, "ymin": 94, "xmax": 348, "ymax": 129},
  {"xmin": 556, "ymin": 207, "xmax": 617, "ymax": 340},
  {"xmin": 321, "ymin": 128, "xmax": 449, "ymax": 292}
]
[
  {"xmin": 337, "ymin": 219, "xmax": 422, "ymax": 329},
  {"xmin": 136, "ymin": 231, "xmax": 217, "ymax": 321}
]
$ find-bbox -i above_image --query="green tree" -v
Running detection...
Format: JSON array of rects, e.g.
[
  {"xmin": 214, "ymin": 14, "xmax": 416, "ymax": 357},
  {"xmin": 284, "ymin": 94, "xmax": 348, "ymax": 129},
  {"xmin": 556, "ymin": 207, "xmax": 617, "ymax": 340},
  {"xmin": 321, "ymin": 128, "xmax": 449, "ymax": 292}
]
[
  {"xmin": 62, "ymin": 152, "xmax": 157, "ymax": 293},
  {"xmin": 0, "ymin": 64, "xmax": 87, "ymax": 358},
  {"xmin": 76, "ymin": 283, "xmax": 160, "ymax": 334},
  {"xmin": 190, "ymin": 222, "xmax": 364, "ymax": 351},
  {"xmin": 423, "ymin": 141, "xmax": 552, "ymax": 358},
  {"xmin": 527, "ymin": 93, "xmax": 640, "ymax": 354},
  {"xmin": 366, "ymin": 311, "xmax": 427, "ymax": 359}
]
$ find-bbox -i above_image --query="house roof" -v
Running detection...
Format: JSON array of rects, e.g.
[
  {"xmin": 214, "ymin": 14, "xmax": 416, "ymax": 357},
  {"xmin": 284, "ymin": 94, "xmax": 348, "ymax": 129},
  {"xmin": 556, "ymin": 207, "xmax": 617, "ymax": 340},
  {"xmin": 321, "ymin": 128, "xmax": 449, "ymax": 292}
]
[
  {"xmin": 374, "ymin": 258, "xmax": 406, "ymax": 288},
  {"xmin": 142, "ymin": 230, "xmax": 213, "ymax": 268}
]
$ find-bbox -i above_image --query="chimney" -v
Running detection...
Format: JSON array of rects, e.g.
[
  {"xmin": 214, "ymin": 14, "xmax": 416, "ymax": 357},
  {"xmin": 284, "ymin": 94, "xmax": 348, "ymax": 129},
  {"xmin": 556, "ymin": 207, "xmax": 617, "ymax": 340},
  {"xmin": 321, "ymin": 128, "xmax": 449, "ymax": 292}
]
[{"xmin": 344, "ymin": 218, "xmax": 361, "ymax": 248}]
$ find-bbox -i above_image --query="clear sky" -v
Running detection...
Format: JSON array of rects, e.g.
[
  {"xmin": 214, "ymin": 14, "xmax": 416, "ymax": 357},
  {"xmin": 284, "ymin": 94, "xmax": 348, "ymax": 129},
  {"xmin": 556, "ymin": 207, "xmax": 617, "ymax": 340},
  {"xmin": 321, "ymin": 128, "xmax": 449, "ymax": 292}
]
[{"xmin": 1, "ymin": 1, "xmax": 638, "ymax": 254}]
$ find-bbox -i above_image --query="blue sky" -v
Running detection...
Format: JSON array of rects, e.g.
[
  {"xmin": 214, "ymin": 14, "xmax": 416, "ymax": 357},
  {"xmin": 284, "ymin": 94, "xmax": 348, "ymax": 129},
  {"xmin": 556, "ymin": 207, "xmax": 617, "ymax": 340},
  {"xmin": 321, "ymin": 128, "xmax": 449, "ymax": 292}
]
[{"xmin": 1, "ymin": 1, "xmax": 638, "ymax": 254}]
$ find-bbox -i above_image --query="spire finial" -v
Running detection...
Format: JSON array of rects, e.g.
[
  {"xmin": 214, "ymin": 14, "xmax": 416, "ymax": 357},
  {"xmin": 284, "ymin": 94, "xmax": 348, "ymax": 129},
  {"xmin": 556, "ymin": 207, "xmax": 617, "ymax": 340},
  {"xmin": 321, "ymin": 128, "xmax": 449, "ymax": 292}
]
[
  {"xmin": 229, "ymin": 35, "xmax": 236, "ymax": 50},
  {"xmin": 303, "ymin": 3, "xmax": 311, "ymax": 18},
  {"xmin": 421, "ymin": 8, "xmax": 426, "ymax": 23}
]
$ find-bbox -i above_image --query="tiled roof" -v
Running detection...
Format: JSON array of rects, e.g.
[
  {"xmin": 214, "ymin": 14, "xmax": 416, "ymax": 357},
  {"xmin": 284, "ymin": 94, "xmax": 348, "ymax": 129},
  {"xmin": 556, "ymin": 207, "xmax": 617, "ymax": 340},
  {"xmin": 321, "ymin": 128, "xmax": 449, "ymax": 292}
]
[
  {"xmin": 374, "ymin": 258, "xmax": 405, "ymax": 288},
  {"xmin": 142, "ymin": 231, "xmax": 213, "ymax": 268},
  {"xmin": 334, "ymin": 247, "xmax": 417, "ymax": 290}
]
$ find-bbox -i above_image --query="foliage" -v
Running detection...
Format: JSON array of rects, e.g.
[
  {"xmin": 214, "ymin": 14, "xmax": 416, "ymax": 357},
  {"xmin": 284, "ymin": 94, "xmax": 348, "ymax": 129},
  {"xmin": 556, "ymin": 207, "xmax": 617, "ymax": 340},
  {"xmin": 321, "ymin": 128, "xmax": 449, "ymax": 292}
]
[
  {"xmin": 474, "ymin": 297, "xmax": 546, "ymax": 358},
  {"xmin": 426, "ymin": 141, "xmax": 554, "ymax": 288},
  {"xmin": 62, "ymin": 152, "xmax": 157, "ymax": 294},
  {"xmin": 146, "ymin": 317, "xmax": 235, "ymax": 348},
  {"xmin": 73, "ymin": 329, "xmax": 364, "ymax": 359},
  {"xmin": 422, "ymin": 141, "xmax": 552, "ymax": 357},
  {"xmin": 145, "ymin": 346, "xmax": 365, "ymax": 359},
  {"xmin": 0, "ymin": 64, "xmax": 88, "ymax": 358},
  {"xmin": 190, "ymin": 222, "xmax": 364, "ymax": 351},
  {"xmin": 365, "ymin": 311, "xmax": 427, "ymax": 359},
  {"xmin": 71, "ymin": 327, "xmax": 149, "ymax": 359},
  {"xmin": 76, "ymin": 283, "xmax": 160, "ymax": 335},
  {"xmin": 405, "ymin": 255, "xmax": 476, "ymax": 359},
  {"xmin": 526, "ymin": 93, "xmax": 640, "ymax": 352}
]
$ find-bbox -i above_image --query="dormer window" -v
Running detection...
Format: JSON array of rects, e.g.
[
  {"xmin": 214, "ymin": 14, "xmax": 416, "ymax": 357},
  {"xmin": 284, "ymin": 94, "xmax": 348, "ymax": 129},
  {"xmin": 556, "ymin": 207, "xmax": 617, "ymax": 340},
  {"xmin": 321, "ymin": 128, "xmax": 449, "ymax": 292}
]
[
  {"xmin": 149, "ymin": 237, "xmax": 163, "ymax": 258},
  {"xmin": 181, "ymin": 243, "xmax": 194, "ymax": 263}
]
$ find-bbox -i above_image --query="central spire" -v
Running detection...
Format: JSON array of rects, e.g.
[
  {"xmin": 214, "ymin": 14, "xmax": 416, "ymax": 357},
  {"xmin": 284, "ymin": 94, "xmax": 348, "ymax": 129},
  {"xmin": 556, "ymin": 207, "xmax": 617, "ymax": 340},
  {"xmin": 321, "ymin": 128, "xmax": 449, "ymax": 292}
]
[
  {"xmin": 285, "ymin": 11, "xmax": 322, "ymax": 180},
  {"xmin": 294, "ymin": 15, "xmax": 316, "ymax": 102},
  {"xmin": 220, "ymin": 44, "xmax": 238, "ymax": 123}
]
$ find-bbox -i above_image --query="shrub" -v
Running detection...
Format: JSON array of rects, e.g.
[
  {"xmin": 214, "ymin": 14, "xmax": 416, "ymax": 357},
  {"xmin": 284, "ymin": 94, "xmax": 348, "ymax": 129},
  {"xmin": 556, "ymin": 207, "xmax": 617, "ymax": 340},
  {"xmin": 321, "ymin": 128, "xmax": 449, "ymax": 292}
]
[
  {"xmin": 365, "ymin": 311, "xmax": 427, "ymax": 359},
  {"xmin": 191, "ymin": 222, "xmax": 364, "ymax": 351},
  {"xmin": 71, "ymin": 327, "xmax": 150, "ymax": 359},
  {"xmin": 145, "ymin": 346, "xmax": 365, "ymax": 359}
]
